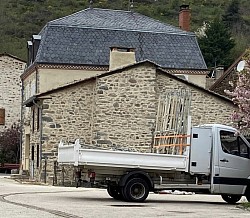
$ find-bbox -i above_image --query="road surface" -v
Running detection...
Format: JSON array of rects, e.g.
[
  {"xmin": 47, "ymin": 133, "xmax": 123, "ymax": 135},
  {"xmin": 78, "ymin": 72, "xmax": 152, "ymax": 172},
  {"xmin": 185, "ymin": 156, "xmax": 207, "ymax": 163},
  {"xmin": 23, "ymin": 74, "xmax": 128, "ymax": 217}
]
[{"xmin": 0, "ymin": 174, "xmax": 249, "ymax": 218}]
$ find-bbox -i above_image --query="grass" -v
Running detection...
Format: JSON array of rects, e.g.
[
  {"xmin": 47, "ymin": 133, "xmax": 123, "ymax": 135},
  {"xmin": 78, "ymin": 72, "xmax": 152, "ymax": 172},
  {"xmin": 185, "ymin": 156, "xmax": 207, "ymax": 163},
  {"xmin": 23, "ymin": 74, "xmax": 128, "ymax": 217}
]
[{"xmin": 239, "ymin": 202, "xmax": 250, "ymax": 211}]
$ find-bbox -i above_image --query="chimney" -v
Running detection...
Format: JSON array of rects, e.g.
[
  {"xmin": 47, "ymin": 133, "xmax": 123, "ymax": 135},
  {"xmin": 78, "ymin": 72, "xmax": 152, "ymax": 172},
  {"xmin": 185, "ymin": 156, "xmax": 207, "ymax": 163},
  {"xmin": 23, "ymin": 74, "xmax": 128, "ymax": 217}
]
[
  {"xmin": 109, "ymin": 47, "xmax": 136, "ymax": 71},
  {"xmin": 179, "ymin": 4, "xmax": 190, "ymax": 31},
  {"xmin": 215, "ymin": 66, "xmax": 224, "ymax": 79},
  {"xmin": 27, "ymin": 41, "xmax": 33, "ymax": 66}
]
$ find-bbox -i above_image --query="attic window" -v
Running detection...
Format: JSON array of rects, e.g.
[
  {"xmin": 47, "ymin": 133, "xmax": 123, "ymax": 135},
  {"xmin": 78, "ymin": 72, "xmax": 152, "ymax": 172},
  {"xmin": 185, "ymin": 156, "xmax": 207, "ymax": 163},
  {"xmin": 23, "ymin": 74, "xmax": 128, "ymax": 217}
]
[{"xmin": 0, "ymin": 108, "xmax": 5, "ymax": 125}]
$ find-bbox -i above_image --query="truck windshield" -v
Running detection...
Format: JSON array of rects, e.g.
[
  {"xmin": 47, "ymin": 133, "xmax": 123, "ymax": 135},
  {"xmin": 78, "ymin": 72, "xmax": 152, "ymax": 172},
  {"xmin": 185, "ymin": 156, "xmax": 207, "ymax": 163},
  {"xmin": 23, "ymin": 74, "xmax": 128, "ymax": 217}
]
[{"xmin": 220, "ymin": 130, "xmax": 250, "ymax": 159}]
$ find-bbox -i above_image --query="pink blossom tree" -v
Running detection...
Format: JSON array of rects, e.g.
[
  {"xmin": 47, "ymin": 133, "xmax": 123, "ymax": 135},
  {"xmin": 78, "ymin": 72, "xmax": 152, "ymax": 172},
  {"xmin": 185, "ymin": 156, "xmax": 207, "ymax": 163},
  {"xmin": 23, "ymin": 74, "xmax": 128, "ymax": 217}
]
[{"xmin": 225, "ymin": 50, "xmax": 250, "ymax": 129}]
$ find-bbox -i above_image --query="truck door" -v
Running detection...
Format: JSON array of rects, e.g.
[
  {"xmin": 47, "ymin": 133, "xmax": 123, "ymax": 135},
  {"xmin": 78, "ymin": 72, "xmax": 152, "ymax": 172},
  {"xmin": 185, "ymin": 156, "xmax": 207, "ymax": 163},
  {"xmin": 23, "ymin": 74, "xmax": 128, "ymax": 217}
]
[
  {"xmin": 189, "ymin": 126, "xmax": 212, "ymax": 175},
  {"xmin": 215, "ymin": 129, "xmax": 250, "ymax": 195}
]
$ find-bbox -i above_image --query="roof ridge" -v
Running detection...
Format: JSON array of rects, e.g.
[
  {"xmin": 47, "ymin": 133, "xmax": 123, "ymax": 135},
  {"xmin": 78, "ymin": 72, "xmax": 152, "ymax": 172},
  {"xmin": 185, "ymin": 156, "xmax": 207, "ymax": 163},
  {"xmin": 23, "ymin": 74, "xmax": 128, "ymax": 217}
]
[
  {"xmin": 46, "ymin": 23, "xmax": 193, "ymax": 35},
  {"xmin": 48, "ymin": 7, "xmax": 189, "ymax": 35}
]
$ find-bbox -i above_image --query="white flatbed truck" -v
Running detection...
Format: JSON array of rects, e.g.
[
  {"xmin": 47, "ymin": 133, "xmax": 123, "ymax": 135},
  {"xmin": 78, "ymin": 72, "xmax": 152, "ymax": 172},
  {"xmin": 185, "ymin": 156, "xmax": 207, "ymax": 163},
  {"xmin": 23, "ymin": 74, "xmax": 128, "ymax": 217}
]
[{"xmin": 58, "ymin": 124, "xmax": 250, "ymax": 203}]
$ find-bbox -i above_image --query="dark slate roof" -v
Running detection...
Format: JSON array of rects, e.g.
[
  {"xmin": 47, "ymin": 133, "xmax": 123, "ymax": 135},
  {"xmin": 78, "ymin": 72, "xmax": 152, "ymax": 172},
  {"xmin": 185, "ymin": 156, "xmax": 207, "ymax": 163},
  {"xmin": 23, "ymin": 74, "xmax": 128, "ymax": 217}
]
[{"xmin": 35, "ymin": 8, "xmax": 207, "ymax": 69}]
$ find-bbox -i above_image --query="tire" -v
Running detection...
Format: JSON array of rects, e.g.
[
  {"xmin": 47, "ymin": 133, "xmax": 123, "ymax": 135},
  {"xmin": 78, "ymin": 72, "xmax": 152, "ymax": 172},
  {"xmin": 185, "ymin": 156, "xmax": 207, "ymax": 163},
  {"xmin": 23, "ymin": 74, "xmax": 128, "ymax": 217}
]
[
  {"xmin": 123, "ymin": 178, "xmax": 149, "ymax": 202},
  {"xmin": 245, "ymin": 187, "xmax": 250, "ymax": 202},
  {"xmin": 246, "ymin": 194, "xmax": 250, "ymax": 202},
  {"xmin": 221, "ymin": 194, "xmax": 242, "ymax": 204},
  {"xmin": 107, "ymin": 185, "xmax": 123, "ymax": 200}
]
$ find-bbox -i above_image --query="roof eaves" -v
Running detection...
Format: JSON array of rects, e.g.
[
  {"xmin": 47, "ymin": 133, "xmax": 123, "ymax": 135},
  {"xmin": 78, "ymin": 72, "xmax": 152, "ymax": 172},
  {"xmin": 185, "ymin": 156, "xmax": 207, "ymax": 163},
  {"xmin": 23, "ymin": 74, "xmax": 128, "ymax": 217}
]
[
  {"xmin": 21, "ymin": 63, "xmax": 37, "ymax": 80},
  {"xmin": 22, "ymin": 96, "xmax": 37, "ymax": 107},
  {"xmin": 162, "ymin": 67, "xmax": 208, "ymax": 74},
  {"xmin": 0, "ymin": 53, "xmax": 26, "ymax": 63}
]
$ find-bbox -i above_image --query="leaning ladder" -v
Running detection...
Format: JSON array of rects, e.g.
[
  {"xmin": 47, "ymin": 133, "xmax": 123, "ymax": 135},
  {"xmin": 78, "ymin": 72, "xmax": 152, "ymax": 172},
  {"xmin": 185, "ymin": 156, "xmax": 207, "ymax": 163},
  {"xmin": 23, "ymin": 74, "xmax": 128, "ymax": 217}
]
[{"xmin": 153, "ymin": 89, "xmax": 191, "ymax": 155}]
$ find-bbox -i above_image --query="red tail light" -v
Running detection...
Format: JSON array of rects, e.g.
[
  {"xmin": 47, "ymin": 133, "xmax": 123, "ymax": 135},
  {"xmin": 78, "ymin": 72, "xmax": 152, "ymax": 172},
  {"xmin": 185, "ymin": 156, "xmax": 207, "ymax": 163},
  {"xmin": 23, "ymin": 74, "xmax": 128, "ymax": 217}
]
[{"xmin": 88, "ymin": 171, "xmax": 96, "ymax": 178}]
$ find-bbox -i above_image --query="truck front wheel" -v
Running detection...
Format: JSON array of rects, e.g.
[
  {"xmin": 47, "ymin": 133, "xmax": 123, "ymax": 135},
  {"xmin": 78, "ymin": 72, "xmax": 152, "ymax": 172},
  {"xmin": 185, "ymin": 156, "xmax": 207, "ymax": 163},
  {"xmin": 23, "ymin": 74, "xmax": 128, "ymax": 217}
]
[
  {"xmin": 221, "ymin": 194, "xmax": 241, "ymax": 204},
  {"xmin": 123, "ymin": 178, "xmax": 149, "ymax": 202}
]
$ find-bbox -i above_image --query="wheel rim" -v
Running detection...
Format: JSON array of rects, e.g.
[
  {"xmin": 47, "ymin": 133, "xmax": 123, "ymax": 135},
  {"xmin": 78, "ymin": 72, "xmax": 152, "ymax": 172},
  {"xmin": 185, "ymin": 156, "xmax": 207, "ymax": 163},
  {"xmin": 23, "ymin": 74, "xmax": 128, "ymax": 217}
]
[{"xmin": 129, "ymin": 182, "xmax": 146, "ymax": 200}]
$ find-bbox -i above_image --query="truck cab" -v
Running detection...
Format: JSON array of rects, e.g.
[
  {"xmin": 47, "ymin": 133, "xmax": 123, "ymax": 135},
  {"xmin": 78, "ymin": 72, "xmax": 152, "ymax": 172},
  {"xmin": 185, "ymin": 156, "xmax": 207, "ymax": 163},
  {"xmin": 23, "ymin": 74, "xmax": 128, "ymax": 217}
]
[{"xmin": 190, "ymin": 124, "xmax": 250, "ymax": 203}]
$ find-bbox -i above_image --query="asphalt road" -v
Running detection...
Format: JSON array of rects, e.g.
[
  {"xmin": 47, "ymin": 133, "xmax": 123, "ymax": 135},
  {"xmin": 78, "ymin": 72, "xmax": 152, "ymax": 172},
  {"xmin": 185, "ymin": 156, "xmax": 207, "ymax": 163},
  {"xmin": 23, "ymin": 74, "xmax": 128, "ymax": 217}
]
[{"xmin": 0, "ymin": 174, "xmax": 249, "ymax": 218}]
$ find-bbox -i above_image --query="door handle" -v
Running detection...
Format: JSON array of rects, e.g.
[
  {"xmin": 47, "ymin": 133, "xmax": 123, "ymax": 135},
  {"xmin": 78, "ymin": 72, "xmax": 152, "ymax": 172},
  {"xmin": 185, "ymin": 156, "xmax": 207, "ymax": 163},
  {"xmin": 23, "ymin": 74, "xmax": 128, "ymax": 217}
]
[{"xmin": 220, "ymin": 158, "xmax": 229, "ymax": 163}]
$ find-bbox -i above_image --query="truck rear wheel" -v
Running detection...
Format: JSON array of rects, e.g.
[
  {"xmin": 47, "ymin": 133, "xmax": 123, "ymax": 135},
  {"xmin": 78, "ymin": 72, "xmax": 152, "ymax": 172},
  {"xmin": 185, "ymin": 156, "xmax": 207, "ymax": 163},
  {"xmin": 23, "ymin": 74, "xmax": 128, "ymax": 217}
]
[
  {"xmin": 123, "ymin": 178, "xmax": 149, "ymax": 202},
  {"xmin": 107, "ymin": 185, "xmax": 123, "ymax": 200},
  {"xmin": 221, "ymin": 194, "xmax": 241, "ymax": 204}
]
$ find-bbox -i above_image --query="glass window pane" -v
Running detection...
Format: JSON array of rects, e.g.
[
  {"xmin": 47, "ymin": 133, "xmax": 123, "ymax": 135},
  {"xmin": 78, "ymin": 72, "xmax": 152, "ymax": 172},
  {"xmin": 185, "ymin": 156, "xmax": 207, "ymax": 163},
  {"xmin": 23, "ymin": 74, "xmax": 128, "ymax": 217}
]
[{"xmin": 220, "ymin": 130, "xmax": 238, "ymax": 155}]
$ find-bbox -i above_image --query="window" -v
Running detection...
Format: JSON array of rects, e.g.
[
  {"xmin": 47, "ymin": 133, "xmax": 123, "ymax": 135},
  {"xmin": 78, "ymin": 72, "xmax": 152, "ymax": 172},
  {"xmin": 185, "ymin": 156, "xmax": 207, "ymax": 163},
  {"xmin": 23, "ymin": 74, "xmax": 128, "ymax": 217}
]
[
  {"xmin": 0, "ymin": 108, "xmax": 5, "ymax": 125},
  {"xmin": 37, "ymin": 107, "xmax": 40, "ymax": 131},
  {"xmin": 37, "ymin": 144, "xmax": 39, "ymax": 168},
  {"xmin": 220, "ymin": 130, "xmax": 250, "ymax": 159},
  {"xmin": 32, "ymin": 108, "xmax": 35, "ymax": 132}
]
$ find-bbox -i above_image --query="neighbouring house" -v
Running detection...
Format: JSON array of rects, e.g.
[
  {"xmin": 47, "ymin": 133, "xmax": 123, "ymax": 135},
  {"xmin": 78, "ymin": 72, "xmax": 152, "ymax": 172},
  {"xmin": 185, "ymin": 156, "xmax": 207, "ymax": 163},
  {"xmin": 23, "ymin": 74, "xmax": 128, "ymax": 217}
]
[
  {"xmin": 209, "ymin": 50, "xmax": 248, "ymax": 97},
  {"xmin": 23, "ymin": 58, "xmax": 235, "ymax": 185},
  {"xmin": 21, "ymin": 5, "xmax": 211, "ymax": 182},
  {"xmin": 0, "ymin": 53, "xmax": 26, "ymax": 131}
]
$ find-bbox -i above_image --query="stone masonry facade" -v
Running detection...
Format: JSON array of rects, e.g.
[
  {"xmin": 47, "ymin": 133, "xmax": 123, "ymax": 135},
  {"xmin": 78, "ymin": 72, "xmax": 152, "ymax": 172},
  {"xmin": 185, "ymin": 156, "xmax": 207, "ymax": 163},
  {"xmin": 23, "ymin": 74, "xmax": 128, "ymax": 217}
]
[
  {"xmin": 0, "ymin": 54, "xmax": 25, "ymax": 131},
  {"xmin": 93, "ymin": 64, "xmax": 157, "ymax": 152},
  {"xmin": 157, "ymin": 71, "xmax": 235, "ymax": 126},
  {"xmin": 25, "ymin": 63, "xmax": 236, "ymax": 185}
]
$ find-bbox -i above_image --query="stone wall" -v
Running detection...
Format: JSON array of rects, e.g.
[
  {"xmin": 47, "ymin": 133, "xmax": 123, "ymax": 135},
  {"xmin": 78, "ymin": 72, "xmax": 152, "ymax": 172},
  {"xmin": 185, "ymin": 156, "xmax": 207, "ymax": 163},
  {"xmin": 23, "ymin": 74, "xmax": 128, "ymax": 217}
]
[
  {"xmin": 93, "ymin": 64, "xmax": 157, "ymax": 152},
  {"xmin": 156, "ymin": 71, "xmax": 236, "ymax": 126},
  {"xmin": 23, "ymin": 72, "xmax": 36, "ymax": 101},
  {"xmin": 35, "ymin": 80, "xmax": 96, "ymax": 184},
  {"xmin": 0, "ymin": 55, "xmax": 25, "ymax": 131}
]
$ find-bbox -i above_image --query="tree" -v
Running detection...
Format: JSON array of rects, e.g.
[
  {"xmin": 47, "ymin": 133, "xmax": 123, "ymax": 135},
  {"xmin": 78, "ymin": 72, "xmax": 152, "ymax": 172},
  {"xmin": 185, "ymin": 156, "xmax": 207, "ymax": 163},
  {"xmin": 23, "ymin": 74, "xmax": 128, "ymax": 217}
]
[
  {"xmin": 225, "ymin": 50, "xmax": 250, "ymax": 129},
  {"xmin": 222, "ymin": 0, "xmax": 242, "ymax": 34},
  {"xmin": 0, "ymin": 124, "xmax": 20, "ymax": 164},
  {"xmin": 198, "ymin": 17, "xmax": 235, "ymax": 69}
]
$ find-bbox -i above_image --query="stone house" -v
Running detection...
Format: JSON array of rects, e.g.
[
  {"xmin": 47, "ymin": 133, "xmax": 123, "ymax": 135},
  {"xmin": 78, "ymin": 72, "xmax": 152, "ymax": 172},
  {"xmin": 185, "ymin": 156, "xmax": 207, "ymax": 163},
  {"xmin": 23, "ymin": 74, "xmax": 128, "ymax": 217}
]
[
  {"xmin": 23, "ymin": 59, "xmax": 235, "ymax": 184},
  {"xmin": 21, "ymin": 6, "xmax": 209, "ymax": 180},
  {"xmin": 0, "ymin": 53, "xmax": 25, "ymax": 131}
]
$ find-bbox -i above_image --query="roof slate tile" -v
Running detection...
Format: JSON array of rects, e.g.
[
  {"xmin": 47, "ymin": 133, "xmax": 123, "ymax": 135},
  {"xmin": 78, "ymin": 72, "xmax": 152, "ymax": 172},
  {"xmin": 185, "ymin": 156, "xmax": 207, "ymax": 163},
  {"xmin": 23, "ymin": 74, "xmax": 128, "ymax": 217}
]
[{"xmin": 35, "ymin": 8, "xmax": 207, "ymax": 69}]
